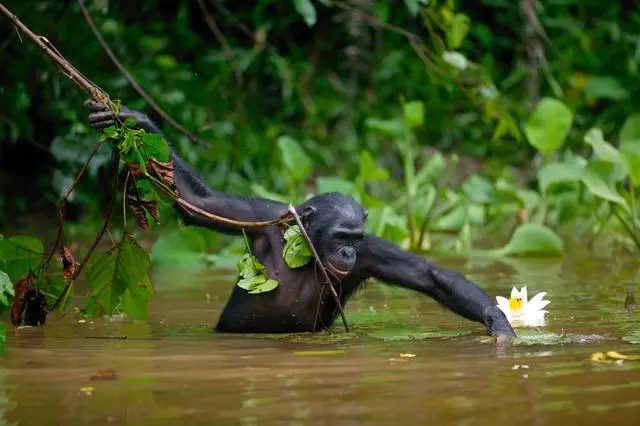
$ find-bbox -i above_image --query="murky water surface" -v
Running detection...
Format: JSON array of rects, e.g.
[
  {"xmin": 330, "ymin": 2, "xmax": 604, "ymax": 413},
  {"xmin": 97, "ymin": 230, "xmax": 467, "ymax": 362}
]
[{"xmin": 1, "ymin": 253, "xmax": 640, "ymax": 425}]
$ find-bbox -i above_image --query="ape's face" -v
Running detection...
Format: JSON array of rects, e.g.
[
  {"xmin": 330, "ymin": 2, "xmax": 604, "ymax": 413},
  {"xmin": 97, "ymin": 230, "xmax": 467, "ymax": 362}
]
[{"xmin": 301, "ymin": 193, "xmax": 368, "ymax": 279}]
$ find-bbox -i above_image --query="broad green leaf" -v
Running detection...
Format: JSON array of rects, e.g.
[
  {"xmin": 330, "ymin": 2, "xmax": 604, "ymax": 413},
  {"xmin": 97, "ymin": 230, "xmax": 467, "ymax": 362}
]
[
  {"xmin": 581, "ymin": 160, "xmax": 627, "ymax": 206},
  {"xmin": 316, "ymin": 176, "xmax": 358, "ymax": 196},
  {"xmin": 525, "ymin": 98, "xmax": 573, "ymax": 156},
  {"xmin": 0, "ymin": 236, "xmax": 43, "ymax": 281},
  {"xmin": 403, "ymin": 101, "xmax": 424, "ymax": 128},
  {"xmin": 502, "ymin": 224, "xmax": 564, "ymax": 256},
  {"xmin": 248, "ymin": 279, "xmax": 279, "ymax": 294},
  {"xmin": 461, "ymin": 174, "xmax": 495, "ymax": 204},
  {"xmin": 359, "ymin": 151, "xmax": 389, "ymax": 181},
  {"xmin": 620, "ymin": 114, "xmax": 640, "ymax": 150},
  {"xmin": 122, "ymin": 275, "xmax": 153, "ymax": 320},
  {"xmin": 414, "ymin": 152, "xmax": 446, "ymax": 186},
  {"xmin": 622, "ymin": 330, "xmax": 640, "ymax": 344},
  {"xmin": 447, "ymin": 13, "xmax": 470, "ymax": 49},
  {"xmin": 102, "ymin": 126, "xmax": 118, "ymax": 139},
  {"xmin": 151, "ymin": 227, "xmax": 207, "ymax": 269},
  {"xmin": 293, "ymin": 0, "xmax": 317, "ymax": 26},
  {"xmin": 364, "ymin": 117, "xmax": 403, "ymax": 138},
  {"xmin": 85, "ymin": 233, "xmax": 152, "ymax": 317},
  {"xmin": 431, "ymin": 204, "xmax": 467, "ymax": 232},
  {"xmin": 584, "ymin": 76, "xmax": 629, "ymax": 101},
  {"xmin": 0, "ymin": 271, "xmax": 14, "ymax": 311},
  {"xmin": 620, "ymin": 145, "xmax": 640, "ymax": 186},
  {"xmin": 44, "ymin": 273, "xmax": 73, "ymax": 312},
  {"xmin": 283, "ymin": 225, "xmax": 312, "ymax": 268},
  {"xmin": 141, "ymin": 132, "xmax": 170, "ymax": 162},
  {"xmin": 584, "ymin": 128, "xmax": 620, "ymax": 163},
  {"xmin": 277, "ymin": 136, "xmax": 313, "ymax": 182},
  {"xmin": 537, "ymin": 162, "xmax": 583, "ymax": 194},
  {"xmin": 238, "ymin": 274, "xmax": 267, "ymax": 290}
]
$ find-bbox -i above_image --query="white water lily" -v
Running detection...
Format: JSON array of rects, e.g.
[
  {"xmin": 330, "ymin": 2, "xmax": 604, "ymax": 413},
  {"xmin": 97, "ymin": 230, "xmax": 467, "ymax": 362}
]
[{"xmin": 496, "ymin": 286, "xmax": 550, "ymax": 327}]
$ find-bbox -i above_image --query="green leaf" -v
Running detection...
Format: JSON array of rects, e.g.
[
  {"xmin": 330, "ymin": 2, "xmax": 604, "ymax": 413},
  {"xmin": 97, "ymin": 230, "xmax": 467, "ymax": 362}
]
[
  {"xmin": 502, "ymin": 224, "xmax": 564, "ymax": 257},
  {"xmin": 248, "ymin": 279, "xmax": 279, "ymax": 294},
  {"xmin": 620, "ymin": 145, "xmax": 640, "ymax": 186},
  {"xmin": 525, "ymin": 98, "xmax": 573, "ymax": 156},
  {"xmin": 364, "ymin": 117, "xmax": 403, "ymax": 138},
  {"xmin": 277, "ymin": 136, "xmax": 313, "ymax": 182},
  {"xmin": 121, "ymin": 275, "xmax": 153, "ymax": 320},
  {"xmin": 584, "ymin": 76, "xmax": 629, "ymax": 101},
  {"xmin": 44, "ymin": 273, "xmax": 72, "ymax": 312},
  {"xmin": 0, "ymin": 271, "xmax": 14, "ymax": 311},
  {"xmin": 236, "ymin": 252, "xmax": 278, "ymax": 294},
  {"xmin": 359, "ymin": 151, "xmax": 389, "ymax": 181},
  {"xmin": 283, "ymin": 225, "xmax": 312, "ymax": 268},
  {"xmin": 581, "ymin": 160, "xmax": 627, "ymax": 206},
  {"xmin": 85, "ymin": 233, "xmax": 153, "ymax": 318},
  {"xmin": 431, "ymin": 204, "xmax": 467, "ymax": 232},
  {"xmin": 368, "ymin": 326, "xmax": 472, "ymax": 341},
  {"xmin": 151, "ymin": 227, "xmax": 208, "ymax": 269},
  {"xmin": 620, "ymin": 114, "xmax": 640, "ymax": 150},
  {"xmin": 403, "ymin": 101, "xmax": 425, "ymax": 128},
  {"xmin": 141, "ymin": 132, "xmax": 170, "ymax": 162},
  {"xmin": 414, "ymin": 152, "xmax": 446, "ymax": 186},
  {"xmin": 316, "ymin": 177, "xmax": 358, "ymax": 196},
  {"xmin": 461, "ymin": 174, "xmax": 495, "ymax": 204},
  {"xmin": 0, "ymin": 235, "xmax": 44, "ymax": 281},
  {"xmin": 447, "ymin": 13, "xmax": 470, "ymax": 49},
  {"xmin": 102, "ymin": 126, "xmax": 119, "ymax": 139},
  {"xmin": 622, "ymin": 330, "xmax": 640, "ymax": 344},
  {"xmin": 293, "ymin": 0, "xmax": 317, "ymax": 26},
  {"xmin": 584, "ymin": 128, "xmax": 620, "ymax": 163},
  {"xmin": 537, "ymin": 162, "xmax": 583, "ymax": 194}
]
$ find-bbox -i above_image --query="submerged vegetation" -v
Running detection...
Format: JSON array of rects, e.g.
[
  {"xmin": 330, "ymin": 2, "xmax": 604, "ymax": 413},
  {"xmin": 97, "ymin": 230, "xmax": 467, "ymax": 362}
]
[{"xmin": 0, "ymin": 0, "xmax": 639, "ymax": 349}]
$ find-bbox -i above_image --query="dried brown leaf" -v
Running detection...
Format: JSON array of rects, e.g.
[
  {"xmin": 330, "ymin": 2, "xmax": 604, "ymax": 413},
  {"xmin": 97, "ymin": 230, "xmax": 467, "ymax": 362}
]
[
  {"xmin": 11, "ymin": 276, "xmax": 33, "ymax": 326},
  {"xmin": 60, "ymin": 246, "xmax": 78, "ymax": 280},
  {"xmin": 148, "ymin": 158, "xmax": 175, "ymax": 189},
  {"xmin": 128, "ymin": 199, "xmax": 149, "ymax": 231}
]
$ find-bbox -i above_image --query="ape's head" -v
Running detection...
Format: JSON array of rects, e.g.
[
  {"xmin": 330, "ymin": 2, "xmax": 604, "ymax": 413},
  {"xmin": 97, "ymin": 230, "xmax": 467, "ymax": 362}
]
[{"xmin": 298, "ymin": 193, "xmax": 368, "ymax": 279}]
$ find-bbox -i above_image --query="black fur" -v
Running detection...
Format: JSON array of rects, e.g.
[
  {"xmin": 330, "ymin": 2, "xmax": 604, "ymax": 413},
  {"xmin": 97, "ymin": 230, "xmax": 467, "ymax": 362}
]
[{"xmin": 85, "ymin": 101, "xmax": 516, "ymax": 337}]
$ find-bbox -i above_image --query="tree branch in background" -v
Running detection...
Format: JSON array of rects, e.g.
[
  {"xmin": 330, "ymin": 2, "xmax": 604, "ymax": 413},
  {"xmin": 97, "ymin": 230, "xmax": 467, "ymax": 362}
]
[
  {"xmin": 77, "ymin": 0, "xmax": 209, "ymax": 146},
  {"xmin": 195, "ymin": 0, "xmax": 242, "ymax": 86},
  {"xmin": 0, "ymin": 1, "xmax": 108, "ymax": 103},
  {"xmin": 520, "ymin": 0, "xmax": 544, "ymax": 111}
]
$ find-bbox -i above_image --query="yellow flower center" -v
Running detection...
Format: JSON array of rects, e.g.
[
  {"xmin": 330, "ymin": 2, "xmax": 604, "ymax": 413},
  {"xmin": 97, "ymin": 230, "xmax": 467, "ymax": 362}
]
[{"xmin": 509, "ymin": 297, "xmax": 524, "ymax": 312}]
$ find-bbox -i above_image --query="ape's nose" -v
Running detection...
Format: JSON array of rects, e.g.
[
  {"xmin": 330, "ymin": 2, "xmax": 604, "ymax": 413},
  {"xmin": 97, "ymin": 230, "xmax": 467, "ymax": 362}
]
[{"xmin": 338, "ymin": 246, "xmax": 355, "ymax": 260}]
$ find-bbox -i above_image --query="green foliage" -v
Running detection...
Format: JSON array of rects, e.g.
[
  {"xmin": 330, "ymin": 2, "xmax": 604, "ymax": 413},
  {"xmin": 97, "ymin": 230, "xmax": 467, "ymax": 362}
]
[
  {"xmin": 236, "ymin": 253, "xmax": 278, "ymax": 294},
  {"xmin": 368, "ymin": 326, "xmax": 472, "ymax": 341},
  {"xmin": 0, "ymin": 271, "xmax": 15, "ymax": 313},
  {"xmin": 499, "ymin": 224, "xmax": 564, "ymax": 257},
  {"xmin": 283, "ymin": 225, "xmax": 312, "ymax": 268},
  {"xmin": 84, "ymin": 232, "xmax": 154, "ymax": 320},
  {"xmin": 525, "ymin": 98, "xmax": 574, "ymax": 157},
  {"xmin": 151, "ymin": 226, "xmax": 212, "ymax": 270},
  {"xmin": 0, "ymin": 235, "xmax": 44, "ymax": 281}
]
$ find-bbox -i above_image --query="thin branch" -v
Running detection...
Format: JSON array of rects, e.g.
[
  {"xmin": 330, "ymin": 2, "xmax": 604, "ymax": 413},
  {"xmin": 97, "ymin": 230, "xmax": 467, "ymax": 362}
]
[
  {"xmin": 195, "ymin": 0, "xmax": 242, "ymax": 86},
  {"xmin": 287, "ymin": 204, "xmax": 350, "ymax": 332},
  {"xmin": 76, "ymin": 0, "xmax": 209, "ymax": 146},
  {"xmin": 0, "ymin": 1, "xmax": 108, "ymax": 102},
  {"xmin": 51, "ymin": 152, "xmax": 121, "ymax": 312}
]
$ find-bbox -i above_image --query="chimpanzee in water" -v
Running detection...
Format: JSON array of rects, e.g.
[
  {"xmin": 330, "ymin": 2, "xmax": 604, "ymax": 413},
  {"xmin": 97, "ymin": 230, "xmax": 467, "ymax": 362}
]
[{"xmin": 85, "ymin": 101, "xmax": 516, "ymax": 338}]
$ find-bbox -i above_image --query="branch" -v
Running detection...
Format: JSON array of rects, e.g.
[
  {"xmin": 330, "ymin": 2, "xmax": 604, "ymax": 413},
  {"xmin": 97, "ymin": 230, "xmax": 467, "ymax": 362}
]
[
  {"xmin": 0, "ymin": 1, "xmax": 108, "ymax": 103},
  {"xmin": 77, "ymin": 0, "xmax": 209, "ymax": 146},
  {"xmin": 287, "ymin": 204, "xmax": 350, "ymax": 332}
]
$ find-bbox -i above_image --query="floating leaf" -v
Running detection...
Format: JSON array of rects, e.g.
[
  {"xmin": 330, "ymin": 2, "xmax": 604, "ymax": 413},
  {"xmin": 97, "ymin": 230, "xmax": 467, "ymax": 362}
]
[
  {"xmin": 525, "ymin": 98, "xmax": 573, "ymax": 156},
  {"xmin": 368, "ymin": 326, "xmax": 472, "ymax": 341},
  {"xmin": 277, "ymin": 136, "xmax": 313, "ymax": 182},
  {"xmin": 501, "ymin": 224, "xmax": 564, "ymax": 257},
  {"xmin": 283, "ymin": 225, "xmax": 312, "ymax": 268},
  {"xmin": 581, "ymin": 160, "xmax": 627, "ymax": 206},
  {"xmin": 293, "ymin": 350, "xmax": 345, "ymax": 356},
  {"xmin": 508, "ymin": 329, "xmax": 563, "ymax": 346},
  {"xmin": 623, "ymin": 330, "xmax": 640, "ymax": 344}
]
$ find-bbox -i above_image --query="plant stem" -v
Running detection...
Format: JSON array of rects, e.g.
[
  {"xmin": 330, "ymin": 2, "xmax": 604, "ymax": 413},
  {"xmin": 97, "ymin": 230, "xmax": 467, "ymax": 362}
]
[
  {"xmin": 612, "ymin": 206, "xmax": 640, "ymax": 251},
  {"xmin": 287, "ymin": 204, "xmax": 350, "ymax": 332}
]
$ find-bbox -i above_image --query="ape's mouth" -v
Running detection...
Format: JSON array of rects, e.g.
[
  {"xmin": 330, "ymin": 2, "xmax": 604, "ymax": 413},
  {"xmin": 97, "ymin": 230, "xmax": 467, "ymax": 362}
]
[{"xmin": 327, "ymin": 262, "xmax": 350, "ymax": 278}]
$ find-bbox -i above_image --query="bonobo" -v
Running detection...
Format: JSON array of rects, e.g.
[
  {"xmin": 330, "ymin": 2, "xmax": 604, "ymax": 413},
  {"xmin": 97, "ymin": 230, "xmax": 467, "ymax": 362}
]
[{"xmin": 85, "ymin": 101, "xmax": 516, "ymax": 337}]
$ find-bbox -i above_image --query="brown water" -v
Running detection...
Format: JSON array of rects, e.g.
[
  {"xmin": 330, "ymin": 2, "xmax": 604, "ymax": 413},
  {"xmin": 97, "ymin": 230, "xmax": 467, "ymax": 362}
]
[{"xmin": 2, "ymin": 253, "xmax": 640, "ymax": 425}]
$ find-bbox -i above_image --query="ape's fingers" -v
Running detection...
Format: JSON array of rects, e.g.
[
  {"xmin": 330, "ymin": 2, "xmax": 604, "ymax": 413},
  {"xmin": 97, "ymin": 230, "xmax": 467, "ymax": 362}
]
[
  {"xmin": 88, "ymin": 110, "xmax": 116, "ymax": 123},
  {"xmin": 90, "ymin": 119, "xmax": 116, "ymax": 130},
  {"xmin": 83, "ymin": 99, "xmax": 107, "ymax": 111}
]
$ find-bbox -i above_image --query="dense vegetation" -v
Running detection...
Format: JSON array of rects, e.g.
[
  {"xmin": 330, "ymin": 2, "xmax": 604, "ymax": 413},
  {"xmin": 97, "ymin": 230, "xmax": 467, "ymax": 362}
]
[{"xmin": 1, "ymin": 0, "xmax": 640, "ymax": 344}]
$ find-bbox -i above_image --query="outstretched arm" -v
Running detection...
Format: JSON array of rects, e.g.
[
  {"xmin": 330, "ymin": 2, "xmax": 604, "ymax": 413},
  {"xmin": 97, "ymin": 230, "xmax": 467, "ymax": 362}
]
[
  {"xmin": 360, "ymin": 234, "xmax": 515, "ymax": 337},
  {"xmin": 84, "ymin": 101, "xmax": 288, "ymax": 234}
]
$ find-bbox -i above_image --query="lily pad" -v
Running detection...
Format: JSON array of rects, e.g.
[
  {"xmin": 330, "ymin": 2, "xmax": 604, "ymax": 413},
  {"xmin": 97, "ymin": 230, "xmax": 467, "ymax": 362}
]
[
  {"xmin": 622, "ymin": 330, "xmax": 640, "ymax": 344},
  {"xmin": 368, "ymin": 326, "xmax": 472, "ymax": 341}
]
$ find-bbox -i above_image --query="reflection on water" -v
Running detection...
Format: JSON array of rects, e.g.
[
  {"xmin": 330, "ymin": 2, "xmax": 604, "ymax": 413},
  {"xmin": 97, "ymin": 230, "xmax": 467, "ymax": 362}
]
[{"xmin": 1, "ymin": 252, "xmax": 639, "ymax": 425}]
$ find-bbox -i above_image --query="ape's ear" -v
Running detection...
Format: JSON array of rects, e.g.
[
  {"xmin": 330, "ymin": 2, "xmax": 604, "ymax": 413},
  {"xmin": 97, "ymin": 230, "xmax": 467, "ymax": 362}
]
[{"xmin": 301, "ymin": 205, "xmax": 317, "ymax": 221}]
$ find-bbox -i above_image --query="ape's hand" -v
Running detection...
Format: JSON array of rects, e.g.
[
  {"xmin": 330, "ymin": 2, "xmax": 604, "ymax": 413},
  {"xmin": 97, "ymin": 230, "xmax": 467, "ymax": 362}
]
[
  {"xmin": 482, "ymin": 305, "xmax": 516, "ymax": 337},
  {"xmin": 83, "ymin": 100, "xmax": 161, "ymax": 134}
]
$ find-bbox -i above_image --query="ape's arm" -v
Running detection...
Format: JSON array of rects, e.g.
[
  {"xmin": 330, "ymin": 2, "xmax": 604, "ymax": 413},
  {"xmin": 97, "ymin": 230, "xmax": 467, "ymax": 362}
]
[
  {"xmin": 360, "ymin": 234, "xmax": 516, "ymax": 337},
  {"xmin": 85, "ymin": 101, "xmax": 288, "ymax": 234}
]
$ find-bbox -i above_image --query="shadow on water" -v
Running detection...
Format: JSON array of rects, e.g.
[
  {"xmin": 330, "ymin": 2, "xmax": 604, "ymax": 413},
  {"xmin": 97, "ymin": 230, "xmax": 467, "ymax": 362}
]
[{"xmin": 1, "ymin": 251, "xmax": 639, "ymax": 425}]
